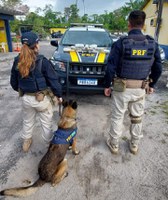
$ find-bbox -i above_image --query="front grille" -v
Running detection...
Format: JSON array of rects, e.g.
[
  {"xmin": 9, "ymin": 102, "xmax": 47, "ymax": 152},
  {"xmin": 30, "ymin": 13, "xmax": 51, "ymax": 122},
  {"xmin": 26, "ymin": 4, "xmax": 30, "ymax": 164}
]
[{"xmin": 69, "ymin": 62, "xmax": 106, "ymax": 75}]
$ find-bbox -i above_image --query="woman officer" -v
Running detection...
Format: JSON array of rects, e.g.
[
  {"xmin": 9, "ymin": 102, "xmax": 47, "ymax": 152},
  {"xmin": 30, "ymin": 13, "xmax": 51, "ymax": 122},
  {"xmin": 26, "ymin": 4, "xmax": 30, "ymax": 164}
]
[{"xmin": 10, "ymin": 31, "xmax": 62, "ymax": 152}]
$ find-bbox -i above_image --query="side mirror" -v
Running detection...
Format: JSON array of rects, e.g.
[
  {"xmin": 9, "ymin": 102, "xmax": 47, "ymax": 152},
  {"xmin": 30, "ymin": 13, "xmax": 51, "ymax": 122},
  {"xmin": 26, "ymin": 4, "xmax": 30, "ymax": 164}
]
[{"xmin": 50, "ymin": 40, "xmax": 58, "ymax": 47}]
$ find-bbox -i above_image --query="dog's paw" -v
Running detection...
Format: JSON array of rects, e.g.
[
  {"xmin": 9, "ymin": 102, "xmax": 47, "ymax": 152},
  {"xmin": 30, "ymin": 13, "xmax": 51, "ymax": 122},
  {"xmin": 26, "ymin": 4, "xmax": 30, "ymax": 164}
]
[
  {"xmin": 72, "ymin": 150, "xmax": 80, "ymax": 155},
  {"xmin": 68, "ymin": 145, "xmax": 72, "ymax": 150},
  {"xmin": 51, "ymin": 172, "xmax": 68, "ymax": 187},
  {"xmin": 65, "ymin": 172, "xmax": 69, "ymax": 177},
  {"xmin": 51, "ymin": 183, "xmax": 57, "ymax": 187}
]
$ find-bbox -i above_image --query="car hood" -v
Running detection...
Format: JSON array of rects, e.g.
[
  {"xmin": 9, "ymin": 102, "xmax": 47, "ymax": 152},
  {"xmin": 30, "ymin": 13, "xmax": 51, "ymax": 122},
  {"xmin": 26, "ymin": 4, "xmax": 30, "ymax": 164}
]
[{"xmin": 52, "ymin": 44, "xmax": 110, "ymax": 64}]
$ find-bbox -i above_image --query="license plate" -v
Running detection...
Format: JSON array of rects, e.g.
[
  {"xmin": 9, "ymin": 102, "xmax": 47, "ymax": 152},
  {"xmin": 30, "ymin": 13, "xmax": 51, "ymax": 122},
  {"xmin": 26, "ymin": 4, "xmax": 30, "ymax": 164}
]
[{"xmin": 77, "ymin": 78, "xmax": 98, "ymax": 86}]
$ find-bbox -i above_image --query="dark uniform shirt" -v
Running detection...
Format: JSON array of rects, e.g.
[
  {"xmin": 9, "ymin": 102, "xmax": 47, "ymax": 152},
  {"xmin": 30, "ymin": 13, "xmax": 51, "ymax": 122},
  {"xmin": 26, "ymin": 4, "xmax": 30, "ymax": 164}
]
[
  {"xmin": 104, "ymin": 29, "xmax": 162, "ymax": 88},
  {"xmin": 10, "ymin": 55, "xmax": 62, "ymax": 97}
]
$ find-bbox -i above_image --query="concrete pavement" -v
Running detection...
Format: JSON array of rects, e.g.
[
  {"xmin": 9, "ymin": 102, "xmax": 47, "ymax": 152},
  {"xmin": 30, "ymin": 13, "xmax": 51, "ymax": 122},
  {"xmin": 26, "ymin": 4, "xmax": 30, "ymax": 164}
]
[
  {"xmin": 0, "ymin": 49, "xmax": 168, "ymax": 200},
  {"xmin": 0, "ymin": 52, "xmax": 18, "ymax": 62}
]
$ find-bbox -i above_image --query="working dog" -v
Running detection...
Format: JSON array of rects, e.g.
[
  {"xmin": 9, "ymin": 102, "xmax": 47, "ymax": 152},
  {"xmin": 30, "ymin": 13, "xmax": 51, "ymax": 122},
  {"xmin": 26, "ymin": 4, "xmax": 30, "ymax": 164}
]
[{"xmin": 0, "ymin": 99, "xmax": 79, "ymax": 197}]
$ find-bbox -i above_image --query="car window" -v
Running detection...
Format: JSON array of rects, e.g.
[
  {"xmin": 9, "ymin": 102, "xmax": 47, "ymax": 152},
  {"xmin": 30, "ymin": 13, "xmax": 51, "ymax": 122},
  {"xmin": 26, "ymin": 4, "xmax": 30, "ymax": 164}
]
[
  {"xmin": 61, "ymin": 30, "xmax": 112, "ymax": 47},
  {"xmin": 110, "ymin": 34, "xmax": 119, "ymax": 42}
]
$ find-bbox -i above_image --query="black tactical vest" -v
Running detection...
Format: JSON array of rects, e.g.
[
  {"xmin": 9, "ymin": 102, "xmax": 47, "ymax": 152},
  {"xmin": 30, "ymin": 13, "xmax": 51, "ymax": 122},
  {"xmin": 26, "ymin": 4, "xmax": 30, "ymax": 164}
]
[
  {"xmin": 18, "ymin": 55, "xmax": 48, "ymax": 93},
  {"xmin": 119, "ymin": 35, "xmax": 155, "ymax": 80}
]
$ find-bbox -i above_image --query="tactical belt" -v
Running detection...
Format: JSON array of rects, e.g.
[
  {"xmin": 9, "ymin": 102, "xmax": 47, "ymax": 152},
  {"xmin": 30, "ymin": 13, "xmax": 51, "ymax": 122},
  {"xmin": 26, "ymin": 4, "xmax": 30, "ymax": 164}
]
[
  {"xmin": 113, "ymin": 78, "xmax": 150, "ymax": 92},
  {"xmin": 125, "ymin": 79, "xmax": 144, "ymax": 88},
  {"xmin": 24, "ymin": 89, "xmax": 55, "ymax": 104},
  {"xmin": 24, "ymin": 92, "xmax": 36, "ymax": 96},
  {"xmin": 25, "ymin": 89, "xmax": 49, "ymax": 96}
]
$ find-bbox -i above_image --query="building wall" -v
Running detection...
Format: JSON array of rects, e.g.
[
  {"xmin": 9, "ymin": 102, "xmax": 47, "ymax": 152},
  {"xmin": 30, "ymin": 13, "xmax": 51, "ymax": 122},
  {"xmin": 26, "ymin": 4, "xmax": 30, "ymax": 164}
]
[
  {"xmin": 0, "ymin": 7, "xmax": 23, "ymax": 53},
  {"xmin": 49, "ymin": 28, "xmax": 66, "ymax": 34},
  {"xmin": 0, "ymin": 19, "xmax": 8, "ymax": 52},
  {"xmin": 143, "ymin": 1, "xmax": 156, "ymax": 37},
  {"xmin": 159, "ymin": 3, "xmax": 168, "ymax": 45},
  {"xmin": 143, "ymin": 1, "xmax": 168, "ymax": 45},
  {"xmin": 143, "ymin": 0, "xmax": 168, "ymax": 59}
]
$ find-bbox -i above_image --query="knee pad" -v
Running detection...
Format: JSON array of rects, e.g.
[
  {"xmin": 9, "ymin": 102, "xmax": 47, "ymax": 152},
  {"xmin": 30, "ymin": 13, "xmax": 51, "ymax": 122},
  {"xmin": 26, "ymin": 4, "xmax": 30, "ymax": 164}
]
[{"xmin": 130, "ymin": 114, "xmax": 142, "ymax": 124}]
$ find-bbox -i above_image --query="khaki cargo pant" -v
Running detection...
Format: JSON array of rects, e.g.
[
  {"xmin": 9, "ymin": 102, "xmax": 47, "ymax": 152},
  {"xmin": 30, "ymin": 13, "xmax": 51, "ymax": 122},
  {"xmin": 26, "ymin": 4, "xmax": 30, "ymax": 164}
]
[
  {"xmin": 108, "ymin": 88, "xmax": 146, "ymax": 145},
  {"xmin": 21, "ymin": 94, "xmax": 53, "ymax": 142}
]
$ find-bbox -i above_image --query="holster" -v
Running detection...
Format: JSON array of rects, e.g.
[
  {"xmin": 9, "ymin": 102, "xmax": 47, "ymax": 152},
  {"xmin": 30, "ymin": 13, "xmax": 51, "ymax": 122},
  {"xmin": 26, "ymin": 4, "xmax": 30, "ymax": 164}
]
[
  {"xmin": 46, "ymin": 89, "xmax": 57, "ymax": 105},
  {"xmin": 18, "ymin": 89, "xmax": 24, "ymax": 97},
  {"xmin": 24, "ymin": 89, "xmax": 56, "ymax": 104},
  {"xmin": 35, "ymin": 92, "xmax": 45, "ymax": 102},
  {"xmin": 35, "ymin": 89, "xmax": 54, "ymax": 102},
  {"xmin": 141, "ymin": 80, "xmax": 148, "ymax": 89},
  {"xmin": 143, "ymin": 79, "xmax": 153, "ymax": 94},
  {"xmin": 113, "ymin": 78, "xmax": 126, "ymax": 92}
]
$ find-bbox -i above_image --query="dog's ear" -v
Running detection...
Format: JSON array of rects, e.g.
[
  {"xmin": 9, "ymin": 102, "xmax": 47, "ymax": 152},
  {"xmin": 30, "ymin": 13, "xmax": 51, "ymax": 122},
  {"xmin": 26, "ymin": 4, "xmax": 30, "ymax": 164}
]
[
  {"xmin": 71, "ymin": 101, "xmax": 77, "ymax": 109},
  {"xmin": 68, "ymin": 99, "xmax": 74, "ymax": 106},
  {"xmin": 62, "ymin": 99, "xmax": 68, "ymax": 108}
]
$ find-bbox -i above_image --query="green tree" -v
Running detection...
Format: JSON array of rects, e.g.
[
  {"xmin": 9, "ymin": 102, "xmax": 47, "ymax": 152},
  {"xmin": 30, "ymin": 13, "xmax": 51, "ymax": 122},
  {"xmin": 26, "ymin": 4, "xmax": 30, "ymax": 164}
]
[
  {"xmin": 125, "ymin": 0, "xmax": 145, "ymax": 10},
  {"xmin": 22, "ymin": 11, "xmax": 45, "ymax": 35},
  {"xmin": 69, "ymin": 4, "xmax": 80, "ymax": 23},
  {"xmin": 0, "ymin": 0, "xmax": 22, "ymax": 7},
  {"xmin": 107, "ymin": 0, "xmax": 146, "ymax": 32},
  {"xmin": 32, "ymin": 17, "xmax": 46, "ymax": 37},
  {"xmin": 121, "ymin": 0, "xmax": 146, "ymax": 18},
  {"xmin": 64, "ymin": 7, "xmax": 71, "ymax": 22},
  {"xmin": 9, "ymin": 18, "xmax": 22, "ymax": 34},
  {"xmin": 90, "ymin": 14, "xmax": 99, "ymax": 23},
  {"xmin": 81, "ymin": 14, "xmax": 89, "ymax": 23},
  {"xmin": 9, "ymin": 0, "xmax": 147, "ymax": 37},
  {"xmin": 43, "ymin": 5, "xmax": 60, "ymax": 27},
  {"xmin": 24, "ymin": 12, "xmax": 40, "ymax": 25}
]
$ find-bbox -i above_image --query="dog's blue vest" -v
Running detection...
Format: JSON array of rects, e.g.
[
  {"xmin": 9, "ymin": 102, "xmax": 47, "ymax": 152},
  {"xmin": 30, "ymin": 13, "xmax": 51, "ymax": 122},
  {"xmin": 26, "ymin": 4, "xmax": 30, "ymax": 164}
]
[{"xmin": 51, "ymin": 128, "xmax": 77, "ymax": 145}]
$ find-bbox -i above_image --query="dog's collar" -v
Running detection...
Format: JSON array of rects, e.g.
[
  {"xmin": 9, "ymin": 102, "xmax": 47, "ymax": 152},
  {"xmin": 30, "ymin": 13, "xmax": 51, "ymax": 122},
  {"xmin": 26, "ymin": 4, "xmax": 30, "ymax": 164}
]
[
  {"xmin": 62, "ymin": 116, "xmax": 77, "ymax": 121},
  {"xmin": 51, "ymin": 128, "xmax": 77, "ymax": 145}
]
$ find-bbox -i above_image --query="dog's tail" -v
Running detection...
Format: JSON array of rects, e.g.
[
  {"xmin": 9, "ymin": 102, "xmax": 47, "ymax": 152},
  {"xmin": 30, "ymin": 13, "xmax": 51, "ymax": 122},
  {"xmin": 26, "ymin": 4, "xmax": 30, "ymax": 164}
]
[{"xmin": 0, "ymin": 178, "xmax": 45, "ymax": 197}]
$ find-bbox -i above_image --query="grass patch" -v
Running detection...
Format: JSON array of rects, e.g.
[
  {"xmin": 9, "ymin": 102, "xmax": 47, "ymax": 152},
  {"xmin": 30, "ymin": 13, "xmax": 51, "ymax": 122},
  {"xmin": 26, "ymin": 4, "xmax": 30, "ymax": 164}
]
[
  {"xmin": 150, "ymin": 110, "xmax": 157, "ymax": 115},
  {"xmin": 152, "ymin": 101, "xmax": 168, "ymax": 119},
  {"xmin": 161, "ymin": 139, "xmax": 166, "ymax": 144},
  {"xmin": 122, "ymin": 136, "xmax": 128, "ymax": 141},
  {"xmin": 160, "ymin": 101, "xmax": 168, "ymax": 119},
  {"xmin": 163, "ymin": 133, "xmax": 168, "ymax": 137}
]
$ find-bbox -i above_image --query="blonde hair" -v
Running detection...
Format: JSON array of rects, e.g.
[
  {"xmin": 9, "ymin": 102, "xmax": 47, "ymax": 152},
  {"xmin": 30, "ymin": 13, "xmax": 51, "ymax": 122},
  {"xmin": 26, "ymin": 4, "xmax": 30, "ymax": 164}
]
[{"xmin": 18, "ymin": 44, "xmax": 37, "ymax": 78}]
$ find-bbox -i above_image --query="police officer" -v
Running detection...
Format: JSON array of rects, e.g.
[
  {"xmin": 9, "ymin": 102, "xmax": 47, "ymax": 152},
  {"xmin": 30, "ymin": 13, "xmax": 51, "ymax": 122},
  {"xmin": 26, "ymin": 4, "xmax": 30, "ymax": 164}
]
[
  {"xmin": 104, "ymin": 10, "xmax": 162, "ymax": 155},
  {"xmin": 10, "ymin": 31, "xmax": 62, "ymax": 152}
]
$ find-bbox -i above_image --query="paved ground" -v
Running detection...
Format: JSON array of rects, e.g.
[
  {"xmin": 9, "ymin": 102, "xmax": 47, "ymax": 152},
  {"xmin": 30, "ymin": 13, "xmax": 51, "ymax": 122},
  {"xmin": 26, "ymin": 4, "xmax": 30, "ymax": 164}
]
[{"xmin": 0, "ymin": 42, "xmax": 168, "ymax": 200}]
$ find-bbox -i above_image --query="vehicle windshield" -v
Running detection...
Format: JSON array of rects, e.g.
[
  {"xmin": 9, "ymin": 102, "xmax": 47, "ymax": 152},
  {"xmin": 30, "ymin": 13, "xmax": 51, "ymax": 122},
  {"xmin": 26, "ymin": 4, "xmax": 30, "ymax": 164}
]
[{"xmin": 61, "ymin": 30, "xmax": 112, "ymax": 47}]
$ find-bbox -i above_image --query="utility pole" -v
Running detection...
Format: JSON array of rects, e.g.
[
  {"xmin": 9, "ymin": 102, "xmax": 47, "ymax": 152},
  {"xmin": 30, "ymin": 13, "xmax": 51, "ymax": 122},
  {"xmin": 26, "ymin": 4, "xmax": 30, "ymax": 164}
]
[
  {"xmin": 154, "ymin": 0, "xmax": 164, "ymax": 42},
  {"xmin": 82, "ymin": 0, "xmax": 85, "ymax": 15}
]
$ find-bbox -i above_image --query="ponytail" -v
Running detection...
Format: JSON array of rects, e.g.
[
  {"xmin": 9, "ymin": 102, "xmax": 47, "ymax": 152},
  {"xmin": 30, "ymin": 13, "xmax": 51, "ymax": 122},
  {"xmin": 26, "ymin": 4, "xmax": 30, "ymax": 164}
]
[{"xmin": 18, "ymin": 44, "xmax": 37, "ymax": 78}]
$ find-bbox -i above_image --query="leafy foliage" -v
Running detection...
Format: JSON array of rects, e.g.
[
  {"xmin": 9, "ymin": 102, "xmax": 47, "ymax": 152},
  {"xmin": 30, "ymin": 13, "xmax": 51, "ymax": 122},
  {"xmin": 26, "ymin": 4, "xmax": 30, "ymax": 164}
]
[
  {"xmin": 0, "ymin": 0, "xmax": 22, "ymax": 7},
  {"xmin": 8, "ymin": 0, "xmax": 146, "ymax": 37}
]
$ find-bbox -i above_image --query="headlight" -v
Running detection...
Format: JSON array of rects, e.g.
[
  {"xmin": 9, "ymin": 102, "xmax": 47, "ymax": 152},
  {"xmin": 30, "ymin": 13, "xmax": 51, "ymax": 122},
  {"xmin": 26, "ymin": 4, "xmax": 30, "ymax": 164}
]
[
  {"xmin": 50, "ymin": 58, "xmax": 66, "ymax": 72},
  {"xmin": 55, "ymin": 61, "xmax": 66, "ymax": 72}
]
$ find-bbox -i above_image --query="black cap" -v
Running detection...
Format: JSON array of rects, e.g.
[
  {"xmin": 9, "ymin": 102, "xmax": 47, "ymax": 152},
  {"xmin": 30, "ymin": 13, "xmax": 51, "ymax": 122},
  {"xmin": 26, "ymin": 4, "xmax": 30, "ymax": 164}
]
[{"xmin": 21, "ymin": 32, "xmax": 39, "ymax": 47}]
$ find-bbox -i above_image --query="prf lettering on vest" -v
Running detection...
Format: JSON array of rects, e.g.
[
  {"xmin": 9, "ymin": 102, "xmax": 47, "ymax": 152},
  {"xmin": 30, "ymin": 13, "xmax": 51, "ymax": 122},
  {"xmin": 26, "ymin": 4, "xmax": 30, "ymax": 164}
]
[
  {"xmin": 66, "ymin": 130, "xmax": 76, "ymax": 142},
  {"xmin": 132, "ymin": 49, "xmax": 147, "ymax": 56}
]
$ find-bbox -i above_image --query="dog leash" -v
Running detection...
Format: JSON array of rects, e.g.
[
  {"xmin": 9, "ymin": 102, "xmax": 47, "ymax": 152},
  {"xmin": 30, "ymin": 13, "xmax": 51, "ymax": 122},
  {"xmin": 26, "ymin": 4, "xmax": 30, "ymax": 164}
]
[{"xmin": 59, "ymin": 103, "xmax": 62, "ymax": 116}]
